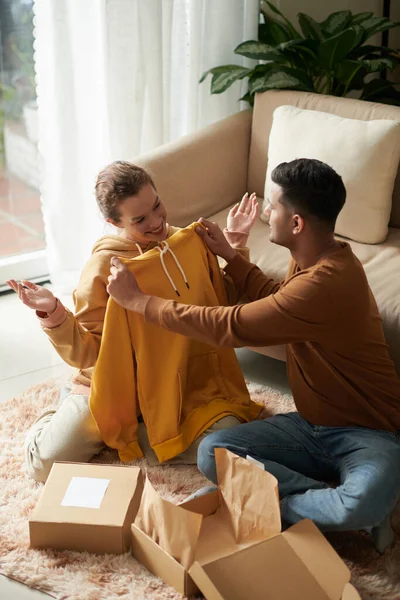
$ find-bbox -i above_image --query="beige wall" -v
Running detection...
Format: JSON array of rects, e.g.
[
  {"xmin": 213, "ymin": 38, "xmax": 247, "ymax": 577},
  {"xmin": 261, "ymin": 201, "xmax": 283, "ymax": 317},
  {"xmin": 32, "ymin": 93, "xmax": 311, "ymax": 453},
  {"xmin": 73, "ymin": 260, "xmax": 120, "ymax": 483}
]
[{"xmin": 271, "ymin": 0, "xmax": 383, "ymax": 24}]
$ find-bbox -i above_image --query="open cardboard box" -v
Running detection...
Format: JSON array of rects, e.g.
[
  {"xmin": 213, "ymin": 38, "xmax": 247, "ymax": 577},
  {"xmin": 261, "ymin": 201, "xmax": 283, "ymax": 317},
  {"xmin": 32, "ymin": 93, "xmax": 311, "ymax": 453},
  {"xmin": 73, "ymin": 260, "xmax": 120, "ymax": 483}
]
[
  {"xmin": 30, "ymin": 462, "xmax": 143, "ymax": 554},
  {"xmin": 131, "ymin": 449, "xmax": 361, "ymax": 599}
]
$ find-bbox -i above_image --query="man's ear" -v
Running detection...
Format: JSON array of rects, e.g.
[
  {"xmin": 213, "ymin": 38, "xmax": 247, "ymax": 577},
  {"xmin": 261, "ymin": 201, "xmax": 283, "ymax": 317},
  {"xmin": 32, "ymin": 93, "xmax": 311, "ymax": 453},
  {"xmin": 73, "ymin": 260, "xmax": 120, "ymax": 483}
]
[
  {"xmin": 292, "ymin": 214, "xmax": 305, "ymax": 235},
  {"xmin": 106, "ymin": 217, "xmax": 122, "ymax": 229}
]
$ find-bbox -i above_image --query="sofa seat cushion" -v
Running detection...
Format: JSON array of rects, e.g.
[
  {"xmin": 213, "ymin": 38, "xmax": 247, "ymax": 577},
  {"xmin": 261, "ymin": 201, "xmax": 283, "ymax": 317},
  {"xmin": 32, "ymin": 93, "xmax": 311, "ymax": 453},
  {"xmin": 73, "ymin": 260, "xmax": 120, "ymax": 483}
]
[{"xmin": 210, "ymin": 203, "xmax": 400, "ymax": 374}]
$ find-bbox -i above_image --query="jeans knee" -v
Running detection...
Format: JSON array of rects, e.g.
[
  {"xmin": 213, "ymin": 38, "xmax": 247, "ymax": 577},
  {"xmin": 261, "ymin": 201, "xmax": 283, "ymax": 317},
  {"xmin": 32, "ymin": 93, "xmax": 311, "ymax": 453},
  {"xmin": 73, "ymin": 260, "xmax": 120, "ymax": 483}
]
[
  {"xmin": 335, "ymin": 495, "xmax": 390, "ymax": 531},
  {"xmin": 197, "ymin": 433, "xmax": 220, "ymax": 483}
]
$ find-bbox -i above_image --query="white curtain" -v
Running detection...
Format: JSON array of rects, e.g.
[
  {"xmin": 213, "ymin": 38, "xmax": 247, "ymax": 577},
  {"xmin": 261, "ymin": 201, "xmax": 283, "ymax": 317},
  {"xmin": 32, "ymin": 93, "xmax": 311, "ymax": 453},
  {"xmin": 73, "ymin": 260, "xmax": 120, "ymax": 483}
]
[{"xmin": 33, "ymin": 0, "xmax": 259, "ymax": 292}]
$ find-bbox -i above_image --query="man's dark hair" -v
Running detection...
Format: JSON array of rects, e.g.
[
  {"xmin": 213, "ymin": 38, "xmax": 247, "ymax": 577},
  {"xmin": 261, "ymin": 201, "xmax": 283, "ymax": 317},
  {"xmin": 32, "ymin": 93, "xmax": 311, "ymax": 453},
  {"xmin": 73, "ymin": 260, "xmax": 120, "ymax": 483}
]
[{"xmin": 271, "ymin": 158, "xmax": 346, "ymax": 230}]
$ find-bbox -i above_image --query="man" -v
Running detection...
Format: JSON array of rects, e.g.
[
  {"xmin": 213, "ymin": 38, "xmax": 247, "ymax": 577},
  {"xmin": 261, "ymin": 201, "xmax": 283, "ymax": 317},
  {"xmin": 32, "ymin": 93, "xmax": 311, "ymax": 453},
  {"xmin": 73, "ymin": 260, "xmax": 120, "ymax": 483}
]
[{"xmin": 107, "ymin": 158, "xmax": 400, "ymax": 552}]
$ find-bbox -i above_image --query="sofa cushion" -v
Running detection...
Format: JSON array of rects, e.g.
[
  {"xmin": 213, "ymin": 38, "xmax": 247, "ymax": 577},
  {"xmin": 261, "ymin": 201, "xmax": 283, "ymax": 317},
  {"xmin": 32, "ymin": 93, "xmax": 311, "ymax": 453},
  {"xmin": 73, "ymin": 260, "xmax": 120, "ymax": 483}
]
[
  {"xmin": 210, "ymin": 202, "xmax": 400, "ymax": 375},
  {"xmin": 263, "ymin": 105, "xmax": 400, "ymax": 244}
]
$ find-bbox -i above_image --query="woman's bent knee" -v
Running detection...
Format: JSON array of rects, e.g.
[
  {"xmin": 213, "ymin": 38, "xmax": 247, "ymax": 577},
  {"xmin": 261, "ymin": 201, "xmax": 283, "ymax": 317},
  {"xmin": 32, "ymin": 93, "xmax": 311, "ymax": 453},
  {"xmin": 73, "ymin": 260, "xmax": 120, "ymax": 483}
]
[
  {"xmin": 25, "ymin": 450, "xmax": 54, "ymax": 483},
  {"xmin": 23, "ymin": 395, "xmax": 104, "ymax": 483}
]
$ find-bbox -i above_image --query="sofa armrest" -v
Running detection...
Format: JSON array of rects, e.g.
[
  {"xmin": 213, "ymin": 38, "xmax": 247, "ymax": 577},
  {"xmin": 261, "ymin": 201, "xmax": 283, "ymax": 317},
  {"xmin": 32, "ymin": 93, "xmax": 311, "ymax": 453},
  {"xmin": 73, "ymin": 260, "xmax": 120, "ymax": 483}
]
[{"xmin": 135, "ymin": 110, "xmax": 252, "ymax": 226}]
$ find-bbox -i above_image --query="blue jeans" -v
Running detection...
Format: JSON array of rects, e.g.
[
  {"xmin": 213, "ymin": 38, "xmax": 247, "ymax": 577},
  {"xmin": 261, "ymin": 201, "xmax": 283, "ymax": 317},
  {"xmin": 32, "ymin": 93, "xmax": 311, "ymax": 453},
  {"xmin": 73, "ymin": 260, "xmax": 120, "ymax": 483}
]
[{"xmin": 197, "ymin": 412, "xmax": 400, "ymax": 532}]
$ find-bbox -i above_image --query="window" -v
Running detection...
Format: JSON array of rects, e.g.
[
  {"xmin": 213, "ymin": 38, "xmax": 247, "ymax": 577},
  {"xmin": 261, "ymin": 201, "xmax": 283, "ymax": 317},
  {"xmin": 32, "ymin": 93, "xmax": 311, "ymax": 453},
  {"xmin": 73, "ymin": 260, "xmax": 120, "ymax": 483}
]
[{"xmin": 0, "ymin": 0, "xmax": 47, "ymax": 290}]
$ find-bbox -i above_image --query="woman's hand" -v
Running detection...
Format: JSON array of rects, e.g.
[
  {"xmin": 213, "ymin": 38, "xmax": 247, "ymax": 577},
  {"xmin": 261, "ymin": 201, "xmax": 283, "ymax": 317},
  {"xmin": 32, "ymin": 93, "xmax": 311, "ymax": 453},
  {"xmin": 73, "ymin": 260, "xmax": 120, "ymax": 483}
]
[
  {"xmin": 196, "ymin": 219, "xmax": 237, "ymax": 262},
  {"xmin": 6, "ymin": 279, "xmax": 57, "ymax": 314},
  {"xmin": 227, "ymin": 192, "xmax": 259, "ymax": 234}
]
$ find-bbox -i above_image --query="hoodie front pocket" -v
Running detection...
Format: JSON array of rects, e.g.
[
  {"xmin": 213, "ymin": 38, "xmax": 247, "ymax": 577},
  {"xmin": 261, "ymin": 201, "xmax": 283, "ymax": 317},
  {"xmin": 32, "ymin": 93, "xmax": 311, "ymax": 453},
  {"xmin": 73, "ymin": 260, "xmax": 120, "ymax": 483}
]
[{"xmin": 177, "ymin": 351, "xmax": 231, "ymax": 420}]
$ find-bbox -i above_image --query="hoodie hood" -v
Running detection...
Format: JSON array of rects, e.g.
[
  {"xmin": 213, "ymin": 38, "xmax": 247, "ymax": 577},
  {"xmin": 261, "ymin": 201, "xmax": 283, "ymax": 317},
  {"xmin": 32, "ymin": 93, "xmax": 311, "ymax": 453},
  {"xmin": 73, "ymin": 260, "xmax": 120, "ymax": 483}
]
[
  {"xmin": 91, "ymin": 225, "xmax": 178, "ymax": 257},
  {"xmin": 91, "ymin": 226, "xmax": 190, "ymax": 297}
]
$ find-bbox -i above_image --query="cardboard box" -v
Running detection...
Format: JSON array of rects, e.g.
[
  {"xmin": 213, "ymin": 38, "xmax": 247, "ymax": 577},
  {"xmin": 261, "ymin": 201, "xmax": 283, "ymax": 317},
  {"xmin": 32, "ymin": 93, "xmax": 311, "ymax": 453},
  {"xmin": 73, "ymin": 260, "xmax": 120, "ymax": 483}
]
[
  {"xmin": 131, "ymin": 449, "xmax": 361, "ymax": 599},
  {"xmin": 30, "ymin": 462, "xmax": 143, "ymax": 554},
  {"xmin": 188, "ymin": 519, "xmax": 362, "ymax": 600}
]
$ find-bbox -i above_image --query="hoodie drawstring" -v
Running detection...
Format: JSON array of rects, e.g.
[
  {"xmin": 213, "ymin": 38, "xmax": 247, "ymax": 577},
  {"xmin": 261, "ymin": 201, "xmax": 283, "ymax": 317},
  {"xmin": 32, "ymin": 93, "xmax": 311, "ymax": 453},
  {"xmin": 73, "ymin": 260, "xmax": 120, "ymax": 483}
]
[{"xmin": 155, "ymin": 241, "xmax": 189, "ymax": 297}]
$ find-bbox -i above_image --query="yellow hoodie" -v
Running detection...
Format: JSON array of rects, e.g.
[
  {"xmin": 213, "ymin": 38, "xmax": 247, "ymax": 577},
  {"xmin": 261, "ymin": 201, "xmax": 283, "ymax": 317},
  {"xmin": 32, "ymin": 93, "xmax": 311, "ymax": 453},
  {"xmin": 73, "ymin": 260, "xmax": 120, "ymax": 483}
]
[
  {"xmin": 89, "ymin": 224, "xmax": 262, "ymax": 462},
  {"xmin": 38, "ymin": 225, "xmax": 248, "ymax": 388},
  {"xmin": 38, "ymin": 227, "xmax": 181, "ymax": 385}
]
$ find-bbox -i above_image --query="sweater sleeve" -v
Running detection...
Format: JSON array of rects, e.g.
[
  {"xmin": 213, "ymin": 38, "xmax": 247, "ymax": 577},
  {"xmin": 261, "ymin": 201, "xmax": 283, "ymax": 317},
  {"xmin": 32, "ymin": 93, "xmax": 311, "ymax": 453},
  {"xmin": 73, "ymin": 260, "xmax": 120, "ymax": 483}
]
[
  {"xmin": 221, "ymin": 246, "xmax": 250, "ymax": 305},
  {"xmin": 145, "ymin": 271, "xmax": 334, "ymax": 348},
  {"xmin": 223, "ymin": 253, "xmax": 285, "ymax": 301},
  {"xmin": 38, "ymin": 273, "xmax": 108, "ymax": 369}
]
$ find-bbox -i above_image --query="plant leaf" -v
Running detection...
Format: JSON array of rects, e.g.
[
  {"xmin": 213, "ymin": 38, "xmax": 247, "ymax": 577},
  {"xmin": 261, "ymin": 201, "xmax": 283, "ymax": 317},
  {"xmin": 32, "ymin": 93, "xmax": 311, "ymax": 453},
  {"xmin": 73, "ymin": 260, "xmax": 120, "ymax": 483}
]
[
  {"xmin": 318, "ymin": 28, "xmax": 358, "ymax": 70},
  {"xmin": 321, "ymin": 11, "xmax": 352, "ymax": 36},
  {"xmin": 276, "ymin": 39, "xmax": 319, "ymax": 70},
  {"xmin": 291, "ymin": 38, "xmax": 320, "ymax": 59},
  {"xmin": 277, "ymin": 38, "xmax": 305, "ymax": 50},
  {"xmin": 360, "ymin": 78, "xmax": 400, "ymax": 100},
  {"xmin": 361, "ymin": 17, "xmax": 400, "ymax": 42},
  {"xmin": 298, "ymin": 13, "xmax": 323, "ymax": 41},
  {"xmin": 335, "ymin": 59, "xmax": 364, "ymax": 83},
  {"xmin": 249, "ymin": 66, "xmax": 314, "ymax": 94},
  {"xmin": 210, "ymin": 66, "xmax": 251, "ymax": 94},
  {"xmin": 248, "ymin": 63, "xmax": 276, "ymax": 81},
  {"xmin": 239, "ymin": 91, "xmax": 254, "ymax": 106},
  {"xmin": 259, "ymin": 13, "xmax": 294, "ymax": 44},
  {"xmin": 334, "ymin": 59, "xmax": 366, "ymax": 94},
  {"xmin": 350, "ymin": 44, "xmax": 399, "ymax": 58},
  {"xmin": 234, "ymin": 40, "xmax": 280, "ymax": 60},
  {"xmin": 351, "ymin": 12, "xmax": 373, "ymax": 25},
  {"xmin": 350, "ymin": 25, "xmax": 365, "ymax": 50},
  {"xmin": 362, "ymin": 57, "xmax": 399, "ymax": 73},
  {"xmin": 248, "ymin": 64, "xmax": 276, "ymax": 90},
  {"xmin": 199, "ymin": 65, "xmax": 242, "ymax": 84},
  {"xmin": 264, "ymin": 1, "xmax": 300, "ymax": 38},
  {"xmin": 259, "ymin": 22, "xmax": 291, "ymax": 44}
]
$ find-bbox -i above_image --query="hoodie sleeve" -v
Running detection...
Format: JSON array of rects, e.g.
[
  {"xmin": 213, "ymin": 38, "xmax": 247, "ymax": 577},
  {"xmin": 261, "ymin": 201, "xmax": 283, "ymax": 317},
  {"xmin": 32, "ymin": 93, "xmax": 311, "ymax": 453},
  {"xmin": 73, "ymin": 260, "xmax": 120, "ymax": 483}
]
[{"xmin": 38, "ymin": 263, "xmax": 109, "ymax": 369}]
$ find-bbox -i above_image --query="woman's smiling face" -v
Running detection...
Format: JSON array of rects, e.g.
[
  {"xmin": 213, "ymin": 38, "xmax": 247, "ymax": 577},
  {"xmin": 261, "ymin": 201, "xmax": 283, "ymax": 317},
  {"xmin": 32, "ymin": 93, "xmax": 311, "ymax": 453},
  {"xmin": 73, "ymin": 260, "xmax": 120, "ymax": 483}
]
[{"xmin": 108, "ymin": 183, "xmax": 168, "ymax": 244}]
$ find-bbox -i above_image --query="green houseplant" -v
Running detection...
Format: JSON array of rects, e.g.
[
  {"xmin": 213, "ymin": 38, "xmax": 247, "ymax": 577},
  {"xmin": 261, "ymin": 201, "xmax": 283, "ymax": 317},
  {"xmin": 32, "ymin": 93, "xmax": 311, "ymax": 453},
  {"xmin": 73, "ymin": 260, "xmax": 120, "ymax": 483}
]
[{"xmin": 200, "ymin": 3, "xmax": 400, "ymax": 106}]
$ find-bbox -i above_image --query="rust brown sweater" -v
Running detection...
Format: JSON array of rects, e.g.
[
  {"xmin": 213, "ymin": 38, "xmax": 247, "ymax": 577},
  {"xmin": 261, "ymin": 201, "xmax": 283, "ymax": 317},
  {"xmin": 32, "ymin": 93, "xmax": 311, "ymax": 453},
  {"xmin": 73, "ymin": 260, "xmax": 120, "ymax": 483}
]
[{"xmin": 145, "ymin": 243, "xmax": 400, "ymax": 432}]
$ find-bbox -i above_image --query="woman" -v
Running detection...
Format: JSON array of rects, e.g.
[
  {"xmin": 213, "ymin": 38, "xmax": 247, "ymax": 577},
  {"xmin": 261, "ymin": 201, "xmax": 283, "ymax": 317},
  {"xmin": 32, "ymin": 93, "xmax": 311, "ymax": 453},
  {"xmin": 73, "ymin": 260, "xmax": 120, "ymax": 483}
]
[{"xmin": 7, "ymin": 161, "xmax": 259, "ymax": 482}]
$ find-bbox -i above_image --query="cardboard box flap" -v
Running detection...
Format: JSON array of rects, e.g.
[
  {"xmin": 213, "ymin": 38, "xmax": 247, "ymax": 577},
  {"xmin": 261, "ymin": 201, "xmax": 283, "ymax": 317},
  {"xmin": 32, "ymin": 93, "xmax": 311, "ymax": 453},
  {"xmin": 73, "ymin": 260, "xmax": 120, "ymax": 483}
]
[
  {"xmin": 216, "ymin": 449, "xmax": 281, "ymax": 544},
  {"xmin": 282, "ymin": 519, "xmax": 350, "ymax": 600},
  {"xmin": 189, "ymin": 562, "xmax": 225, "ymax": 600},
  {"xmin": 131, "ymin": 523, "xmax": 199, "ymax": 597},
  {"xmin": 195, "ymin": 511, "xmax": 238, "ymax": 566},
  {"xmin": 179, "ymin": 489, "xmax": 219, "ymax": 516},
  {"xmin": 342, "ymin": 583, "xmax": 361, "ymax": 600},
  {"xmin": 134, "ymin": 476, "xmax": 203, "ymax": 569},
  {"xmin": 189, "ymin": 535, "xmax": 338, "ymax": 600}
]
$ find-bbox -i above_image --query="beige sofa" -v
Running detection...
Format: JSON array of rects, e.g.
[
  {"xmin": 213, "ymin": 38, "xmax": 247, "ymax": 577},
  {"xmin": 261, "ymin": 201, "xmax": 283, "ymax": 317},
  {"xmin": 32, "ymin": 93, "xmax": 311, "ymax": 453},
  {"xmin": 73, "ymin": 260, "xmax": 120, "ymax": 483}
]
[{"xmin": 136, "ymin": 90, "xmax": 400, "ymax": 376}]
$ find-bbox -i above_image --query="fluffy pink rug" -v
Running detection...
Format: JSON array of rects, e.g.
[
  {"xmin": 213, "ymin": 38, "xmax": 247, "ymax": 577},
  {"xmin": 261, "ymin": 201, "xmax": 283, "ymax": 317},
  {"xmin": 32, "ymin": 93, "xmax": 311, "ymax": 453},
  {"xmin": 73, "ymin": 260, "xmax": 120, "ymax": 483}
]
[{"xmin": 0, "ymin": 380, "xmax": 399, "ymax": 600}]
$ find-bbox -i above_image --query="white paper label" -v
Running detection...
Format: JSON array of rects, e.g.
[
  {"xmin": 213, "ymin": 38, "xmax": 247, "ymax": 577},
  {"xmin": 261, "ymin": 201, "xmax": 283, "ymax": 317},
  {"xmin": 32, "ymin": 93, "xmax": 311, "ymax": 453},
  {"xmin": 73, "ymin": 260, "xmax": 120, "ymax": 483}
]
[
  {"xmin": 246, "ymin": 455, "xmax": 265, "ymax": 470},
  {"xmin": 61, "ymin": 477, "xmax": 110, "ymax": 509}
]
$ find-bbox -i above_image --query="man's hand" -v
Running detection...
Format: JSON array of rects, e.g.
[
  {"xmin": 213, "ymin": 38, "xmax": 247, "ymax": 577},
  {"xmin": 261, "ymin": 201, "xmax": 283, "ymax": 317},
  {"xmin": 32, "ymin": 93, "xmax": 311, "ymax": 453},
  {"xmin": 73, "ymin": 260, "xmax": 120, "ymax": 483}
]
[
  {"xmin": 196, "ymin": 219, "xmax": 237, "ymax": 263},
  {"xmin": 227, "ymin": 192, "xmax": 259, "ymax": 234},
  {"xmin": 107, "ymin": 257, "xmax": 150, "ymax": 314}
]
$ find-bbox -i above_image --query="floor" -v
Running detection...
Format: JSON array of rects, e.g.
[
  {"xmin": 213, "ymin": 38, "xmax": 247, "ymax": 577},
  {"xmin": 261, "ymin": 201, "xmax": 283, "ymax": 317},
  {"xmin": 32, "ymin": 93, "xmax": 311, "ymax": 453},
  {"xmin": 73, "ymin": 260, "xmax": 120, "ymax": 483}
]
[
  {"xmin": 0, "ymin": 168, "xmax": 45, "ymax": 259},
  {"xmin": 0, "ymin": 286, "xmax": 290, "ymax": 599}
]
